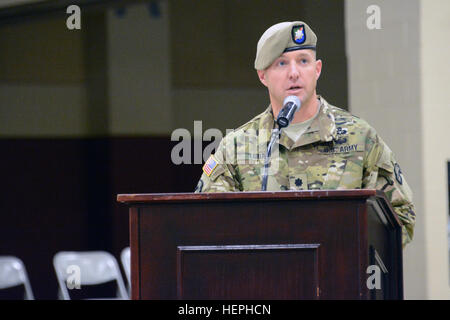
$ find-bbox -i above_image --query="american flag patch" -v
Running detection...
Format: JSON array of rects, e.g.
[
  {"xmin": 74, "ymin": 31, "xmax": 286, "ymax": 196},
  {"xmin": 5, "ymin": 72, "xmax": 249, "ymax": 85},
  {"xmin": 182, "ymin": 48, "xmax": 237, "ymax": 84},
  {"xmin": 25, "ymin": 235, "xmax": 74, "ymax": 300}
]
[{"xmin": 202, "ymin": 155, "xmax": 218, "ymax": 177}]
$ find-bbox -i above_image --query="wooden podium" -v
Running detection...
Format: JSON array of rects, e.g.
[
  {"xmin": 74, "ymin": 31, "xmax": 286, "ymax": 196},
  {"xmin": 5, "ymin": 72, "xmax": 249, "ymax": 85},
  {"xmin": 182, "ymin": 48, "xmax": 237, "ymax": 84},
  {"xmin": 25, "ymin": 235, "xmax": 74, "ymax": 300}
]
[{"xmin": 117, "ymin": 190, "xmax": 403, "ymax": 300}]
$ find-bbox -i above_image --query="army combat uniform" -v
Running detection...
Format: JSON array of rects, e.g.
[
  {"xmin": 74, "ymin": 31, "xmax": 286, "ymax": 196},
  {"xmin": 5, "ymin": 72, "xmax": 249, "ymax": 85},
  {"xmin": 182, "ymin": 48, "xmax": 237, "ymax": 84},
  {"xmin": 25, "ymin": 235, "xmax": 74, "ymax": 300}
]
[{"xmin": 195, "ymin": 96, "xmax": 416, "ymax": 247}]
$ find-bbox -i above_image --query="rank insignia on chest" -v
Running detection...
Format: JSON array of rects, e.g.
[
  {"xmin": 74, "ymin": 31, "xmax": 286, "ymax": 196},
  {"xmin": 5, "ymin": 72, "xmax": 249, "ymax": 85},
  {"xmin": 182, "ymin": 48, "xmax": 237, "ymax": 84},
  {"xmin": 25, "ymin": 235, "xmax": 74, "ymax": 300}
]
[{"xmin": 203, "ymin": 155, "xmax": 219, "ymax": 177}]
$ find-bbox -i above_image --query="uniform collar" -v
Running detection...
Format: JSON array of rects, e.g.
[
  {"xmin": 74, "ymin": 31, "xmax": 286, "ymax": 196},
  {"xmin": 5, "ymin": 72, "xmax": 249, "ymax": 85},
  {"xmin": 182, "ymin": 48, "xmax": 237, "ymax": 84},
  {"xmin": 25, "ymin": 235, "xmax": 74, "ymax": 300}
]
[{"xmin": 259, "ymin": 96, "xmax": 337, "ymax": 150}]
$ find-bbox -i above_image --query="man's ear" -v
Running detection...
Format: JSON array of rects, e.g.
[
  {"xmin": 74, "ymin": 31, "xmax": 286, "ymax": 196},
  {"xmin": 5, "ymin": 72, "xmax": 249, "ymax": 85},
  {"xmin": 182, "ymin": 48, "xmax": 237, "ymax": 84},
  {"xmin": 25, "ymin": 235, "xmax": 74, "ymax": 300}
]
[
  {"xmin": 257, "ymin": 70, "xmax": 268, "ymax": 87},
  {"xmin": 315, "ymin": 59, "xmax": 322, "ymax": 81}
]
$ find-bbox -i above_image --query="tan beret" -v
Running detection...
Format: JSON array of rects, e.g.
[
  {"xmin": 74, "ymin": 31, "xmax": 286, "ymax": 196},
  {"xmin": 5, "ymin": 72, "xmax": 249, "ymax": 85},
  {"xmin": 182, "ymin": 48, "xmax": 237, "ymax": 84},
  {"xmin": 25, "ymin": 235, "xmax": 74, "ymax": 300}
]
[{"xmin": 254, "ymin": 21, "xmax": 317, "ymax": 70}]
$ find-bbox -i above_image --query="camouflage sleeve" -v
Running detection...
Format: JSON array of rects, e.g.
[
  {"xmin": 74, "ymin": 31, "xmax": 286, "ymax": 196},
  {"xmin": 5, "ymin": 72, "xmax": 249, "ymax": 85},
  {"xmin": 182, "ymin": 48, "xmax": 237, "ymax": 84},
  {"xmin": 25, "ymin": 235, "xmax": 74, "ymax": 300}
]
[
  {"xmin": 194, "ymin": 134, "xmax": 242, "ymax": 193},
  {"xmin": 362, "ymin": 130, "xmax": 416, "ymax": 248}
]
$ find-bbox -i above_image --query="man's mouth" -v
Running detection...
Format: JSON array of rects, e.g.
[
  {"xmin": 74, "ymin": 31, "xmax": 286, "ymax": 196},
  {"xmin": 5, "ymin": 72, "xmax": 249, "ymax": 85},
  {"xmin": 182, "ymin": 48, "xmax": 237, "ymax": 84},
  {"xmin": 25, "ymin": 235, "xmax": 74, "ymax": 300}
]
[{"xmin": 287, "ymin": 86, "xmax": 302, "ymax": 93}]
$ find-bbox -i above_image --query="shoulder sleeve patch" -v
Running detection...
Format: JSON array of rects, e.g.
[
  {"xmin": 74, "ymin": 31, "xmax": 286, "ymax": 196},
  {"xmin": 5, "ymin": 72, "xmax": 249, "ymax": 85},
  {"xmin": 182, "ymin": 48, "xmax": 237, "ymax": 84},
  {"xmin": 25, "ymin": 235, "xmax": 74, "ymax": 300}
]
[
  {"xmin": 394, "ymin": 163, "xmax": 403, "ymax": 185},
  {"xmin": 202, "ymin": 155, "xmax": 219, "ymax": 177},
  {"xmin": 202, "ymin": 154, "xmax": 226, "ymax": 182}
]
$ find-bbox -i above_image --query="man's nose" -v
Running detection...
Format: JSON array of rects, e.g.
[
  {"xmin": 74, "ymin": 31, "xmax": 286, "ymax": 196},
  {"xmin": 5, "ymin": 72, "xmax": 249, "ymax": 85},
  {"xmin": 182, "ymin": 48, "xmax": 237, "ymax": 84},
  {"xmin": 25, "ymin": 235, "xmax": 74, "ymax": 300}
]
[{"xmin": 288, "ymin": 61, "xmax": 300, "ymax": 80}]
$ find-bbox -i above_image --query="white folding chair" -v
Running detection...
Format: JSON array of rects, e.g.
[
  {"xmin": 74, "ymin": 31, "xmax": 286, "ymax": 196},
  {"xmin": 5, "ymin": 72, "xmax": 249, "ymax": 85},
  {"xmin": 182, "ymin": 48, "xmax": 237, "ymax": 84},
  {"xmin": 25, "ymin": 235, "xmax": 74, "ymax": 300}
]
[
  {"xmin": 120, "ymin": 247, "xmax": 131, "ymax": 294},
  {"xmin": 0, "ymin": 256, "xmax": 34, "ymax": 300},
  {"xmin": 53, "ymin": 251, "xmax": 128, "ymax": 300}
]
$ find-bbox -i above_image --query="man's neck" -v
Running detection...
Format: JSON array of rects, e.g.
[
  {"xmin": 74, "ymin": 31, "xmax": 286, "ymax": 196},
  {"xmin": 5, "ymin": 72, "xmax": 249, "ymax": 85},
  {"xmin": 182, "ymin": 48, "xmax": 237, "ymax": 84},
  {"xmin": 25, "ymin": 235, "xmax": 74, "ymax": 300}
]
[{"xmin": 292, "ymin": 96, "xmax": 319, "ymax": 124}]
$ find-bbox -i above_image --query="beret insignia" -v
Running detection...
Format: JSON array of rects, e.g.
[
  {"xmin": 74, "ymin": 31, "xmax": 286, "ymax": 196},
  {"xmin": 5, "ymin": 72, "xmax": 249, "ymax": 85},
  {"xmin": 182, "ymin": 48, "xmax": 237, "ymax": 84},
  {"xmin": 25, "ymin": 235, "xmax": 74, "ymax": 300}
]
[{"xmin": 292, "ymin": 25, "xmax": 306, "ymax": 44}]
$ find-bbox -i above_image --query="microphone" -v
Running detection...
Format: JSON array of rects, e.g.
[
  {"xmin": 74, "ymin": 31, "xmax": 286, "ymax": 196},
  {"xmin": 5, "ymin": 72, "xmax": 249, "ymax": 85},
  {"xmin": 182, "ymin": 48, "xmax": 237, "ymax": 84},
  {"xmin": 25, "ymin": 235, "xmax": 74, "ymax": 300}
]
[{"xmin": 276, "ymin": 95, "xmax": 301, "ymax": 128}]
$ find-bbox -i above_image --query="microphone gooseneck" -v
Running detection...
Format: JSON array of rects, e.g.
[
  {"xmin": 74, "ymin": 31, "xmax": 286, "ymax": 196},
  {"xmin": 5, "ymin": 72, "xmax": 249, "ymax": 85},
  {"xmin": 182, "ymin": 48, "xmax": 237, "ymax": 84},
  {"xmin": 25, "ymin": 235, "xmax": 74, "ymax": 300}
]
[{"xmin": 261, "ymin": 128, "xmax": 280, "ymax": 191}]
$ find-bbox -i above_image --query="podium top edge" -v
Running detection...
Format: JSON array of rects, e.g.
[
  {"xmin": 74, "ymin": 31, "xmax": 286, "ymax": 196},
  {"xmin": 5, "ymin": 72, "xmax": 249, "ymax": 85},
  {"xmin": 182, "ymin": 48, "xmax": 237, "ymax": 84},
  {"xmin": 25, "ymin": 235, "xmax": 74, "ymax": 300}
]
[{"xmin": 117, "ymin": 189, "xmax": 381, "ymax": 204}]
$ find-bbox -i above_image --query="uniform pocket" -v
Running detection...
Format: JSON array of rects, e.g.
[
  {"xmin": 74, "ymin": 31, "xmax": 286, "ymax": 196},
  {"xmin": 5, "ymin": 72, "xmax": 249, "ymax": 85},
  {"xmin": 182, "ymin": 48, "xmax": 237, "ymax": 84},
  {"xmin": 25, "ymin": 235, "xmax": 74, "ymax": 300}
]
[
  {"xmin": 322, "ymin": 151, "xmax": 364, "ymax": 189},
  {"xmin": 338, "ymin": 159, "xmax": 364, "ymax": 189},
  {"xmin": 322, "ymin": 157, "xmax": 348, "ymax": 189}
]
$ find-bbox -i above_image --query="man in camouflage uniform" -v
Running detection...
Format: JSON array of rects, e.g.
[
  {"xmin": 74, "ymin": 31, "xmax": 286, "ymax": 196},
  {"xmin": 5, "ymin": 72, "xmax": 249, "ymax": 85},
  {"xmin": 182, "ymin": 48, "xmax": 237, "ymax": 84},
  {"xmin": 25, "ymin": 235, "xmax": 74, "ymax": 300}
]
[{"xmin": 195, "ymin": 21, "xmax": 415, "ymax": 247}]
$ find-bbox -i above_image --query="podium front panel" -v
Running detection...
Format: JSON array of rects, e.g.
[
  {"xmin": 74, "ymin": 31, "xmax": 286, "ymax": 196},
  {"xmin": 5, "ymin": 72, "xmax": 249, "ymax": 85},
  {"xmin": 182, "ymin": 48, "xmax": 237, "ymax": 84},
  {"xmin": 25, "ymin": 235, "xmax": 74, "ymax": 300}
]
[
  {"xmin": 176, "ymin": 244, "xmax": 320, "ymax": 299},
  {"xmin": 135, "ymin": 199, "xmax": 366, "ymax": 299}
]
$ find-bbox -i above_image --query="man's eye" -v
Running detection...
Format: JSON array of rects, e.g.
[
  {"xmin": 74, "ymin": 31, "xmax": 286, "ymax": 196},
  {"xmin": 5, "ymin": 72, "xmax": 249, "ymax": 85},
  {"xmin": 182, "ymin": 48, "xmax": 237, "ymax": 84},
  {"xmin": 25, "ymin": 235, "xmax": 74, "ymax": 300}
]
[
  {"xmin": 301, "ymin": 59, "xmax": 308, "ymax": 64},
  {"xmin": 278, "ymin": 61, "xmax": 286, "ymax": 66}
]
